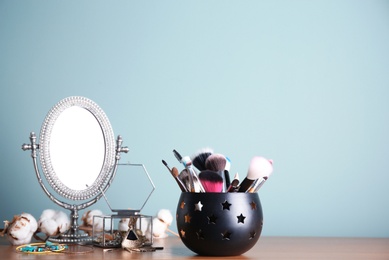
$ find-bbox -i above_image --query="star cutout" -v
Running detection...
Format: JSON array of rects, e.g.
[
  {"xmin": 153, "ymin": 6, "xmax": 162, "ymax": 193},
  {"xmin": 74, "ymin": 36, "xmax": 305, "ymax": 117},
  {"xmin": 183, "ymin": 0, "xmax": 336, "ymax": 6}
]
[
  {"xmin": 249, "ymin": 231, "xmax": 256, "ymax": 239},
  {"xmin": 221, "ymin": 230, "xmax": 232, "ymax": 240},
  {"xmin": 237, "ymin": 213, "xmax": 246, "ymax": 223},
  {"xmin": 196, "ymin": 229, "xmax": 205, "ymax": 240},
  {"xmin": 195, "ymin": 201, "xmax": 203, "ymax": 211},
  {"xmin": 250, "ymin": 201, "xmax": 257, "ymax": 210},
  {"xmin": 207, "ymin": 214, "xmax": 218, "ymax": 224},
  {"xmin": 180, "ymin": 229, "xmax": 186, "ymax": 238},
  {"xmin": 184, "ymin": 214, "xmax": 191, "ymax": 223},
  {"xmin": 180, "ymin": 201, "xmax": 186, "ymax": 209},
  {"xmin": 221, "ymin": 200, "xmax": 231, "ymax": 210}
]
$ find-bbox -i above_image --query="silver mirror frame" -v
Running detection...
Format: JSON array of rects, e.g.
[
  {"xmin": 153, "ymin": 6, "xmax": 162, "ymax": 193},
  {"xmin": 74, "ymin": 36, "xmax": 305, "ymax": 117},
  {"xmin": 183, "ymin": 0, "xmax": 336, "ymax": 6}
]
[
  {"xmin": 22, "ymin": 96, "xmax": 129, "ymax": 243},
  {"xmin": 39, "ymin": 96, "xmax": 116, "ymax": 200}
]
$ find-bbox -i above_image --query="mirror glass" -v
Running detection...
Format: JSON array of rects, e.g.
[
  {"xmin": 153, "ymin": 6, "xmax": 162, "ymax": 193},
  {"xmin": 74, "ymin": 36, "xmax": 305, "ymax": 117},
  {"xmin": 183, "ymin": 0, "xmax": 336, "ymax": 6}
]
[
  {"xmin": 50, "ymin": 106, "xmax": 104, "ymax": 190},
  {"xmin": 39, "ymin": 96, "xmax": 116, "ymax": 200}
]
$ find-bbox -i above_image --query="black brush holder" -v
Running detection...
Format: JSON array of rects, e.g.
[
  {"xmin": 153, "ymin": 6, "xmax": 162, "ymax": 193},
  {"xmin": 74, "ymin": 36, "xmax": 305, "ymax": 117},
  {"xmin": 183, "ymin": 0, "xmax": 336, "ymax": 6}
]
[{"xmin": 176, "ymin": 192, "xmax": 263, "ymax": 256}]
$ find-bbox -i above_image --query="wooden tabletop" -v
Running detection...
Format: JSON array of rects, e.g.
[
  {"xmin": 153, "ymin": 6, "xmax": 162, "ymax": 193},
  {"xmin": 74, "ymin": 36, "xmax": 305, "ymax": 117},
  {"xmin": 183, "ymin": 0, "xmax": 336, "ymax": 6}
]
[{"xmin": 1, "ymin": 236, "xmax": 388, "ymax": 259}]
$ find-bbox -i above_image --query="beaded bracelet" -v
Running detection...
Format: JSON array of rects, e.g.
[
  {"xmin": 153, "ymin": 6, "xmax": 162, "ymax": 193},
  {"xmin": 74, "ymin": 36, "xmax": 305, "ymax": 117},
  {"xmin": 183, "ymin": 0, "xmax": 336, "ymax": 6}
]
[{"xmin": 16, "ymin": 241, "xmax": 68, "ymax": 254}]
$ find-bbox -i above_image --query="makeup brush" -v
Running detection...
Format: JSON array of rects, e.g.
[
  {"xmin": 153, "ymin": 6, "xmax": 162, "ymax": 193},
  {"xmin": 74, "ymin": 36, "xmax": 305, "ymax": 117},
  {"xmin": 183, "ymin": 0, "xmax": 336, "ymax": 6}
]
[
  {"xmin": 205, "ymin": 153, "xmax": 227, "ymax": 172},
  {"xmin": 227, "ymin": 172, "xmax": 240, "ymax": 192},
  {"xmin": 191, "ymin": 147, "xmax": 213, "ymax": 171},
  {"xmin": 198, "ymin": 170, "xmax": 224, "ymax": 193},
  {"xmin": 224, "ymin": 156, "xmax": 232, "ymax": 190},
  {"xmin": 178, "ymin": 169, "xmax": 191, "ymax": 192},
  {"xmin": 173, "ymin": 149, "xmax": 205, "ymax": 192},
  {"xmin": 248, "ymin": 176, "xmax": 268, "ymax": 193},
  {"xmin": 181, "ymin": 156, "xmax": 205, "ymax": 193},
  {"xmin": 238, "ymin": 156, "xmax": 274, "ymax": 192},
  {"xmin": 161, "ymin": 160, "xmax": 188, "ymax": 192},
  {"xmin": 248, "ymin": 159, "xmax": 274, "ymax": 192},
  {"xmin": 205, "ymin": 153, "xmax": 228, "ymax": 191},
  {"xmin": 173, "ymin": 149, "xmax": 194, "ymax": 192}
]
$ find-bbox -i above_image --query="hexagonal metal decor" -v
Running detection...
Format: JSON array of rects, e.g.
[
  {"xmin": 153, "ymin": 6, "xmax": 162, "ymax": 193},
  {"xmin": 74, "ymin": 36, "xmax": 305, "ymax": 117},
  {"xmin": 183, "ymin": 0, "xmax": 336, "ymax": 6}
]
[{"xmin": 103, "ymin": 163, "xmax": 155, "ymax": 215}]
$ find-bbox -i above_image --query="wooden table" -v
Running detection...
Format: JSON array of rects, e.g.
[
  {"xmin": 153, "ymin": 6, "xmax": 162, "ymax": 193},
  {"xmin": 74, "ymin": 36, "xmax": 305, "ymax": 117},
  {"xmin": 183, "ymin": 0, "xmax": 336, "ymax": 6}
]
[{"xmin": 0, "ymin": 236, "xmax": 388, "ymax": 259}]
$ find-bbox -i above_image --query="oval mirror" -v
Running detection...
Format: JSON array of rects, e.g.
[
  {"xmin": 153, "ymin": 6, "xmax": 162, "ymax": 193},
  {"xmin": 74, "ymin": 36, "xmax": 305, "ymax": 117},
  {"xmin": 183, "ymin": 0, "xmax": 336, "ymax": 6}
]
[{"xmin": 39, "ymin": 96, "xmax": 116, "ymax": 200}]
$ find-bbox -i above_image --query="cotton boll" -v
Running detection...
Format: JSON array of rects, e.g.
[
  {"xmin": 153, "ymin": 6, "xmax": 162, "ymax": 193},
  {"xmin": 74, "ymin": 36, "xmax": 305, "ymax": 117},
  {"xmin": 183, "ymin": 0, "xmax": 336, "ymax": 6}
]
[
  {"xmin": 94, "ymin": 217, "xmax": 112, "ymax": 231},
  {"xmin": 6, "ymin": 213, "xmax": 38, "ymax": 245},
  {"xmin": 118, "ymin": 218, "xmax": 130, "ymax": 232},
  {"xmin": 82, "ymin": 209, "xmax": 103, "ymax": 226},
  {"xmin": 151, "ymin": 218, "xmax": 168, "ymax": 238},
  {"xmin": 21, "ymin": 213, "xmax": 38, "ymax": 234},
  {"xmin": 37, "ymin": 209, "xmax": 70, "ymax": 237},
  {"xmin": 38, "ymin": 209, "xmax": 56, "ymax": 222},
  {"xmin": 157, "ymin": 209, "xmax": 173, "ymax": 226},
  {"xmin": 54, "ymin": 211, "xmax": 70, "ymax": 233},
  {"xmin": 39, "ymin": 219, "xmax": 59, "ymax": 236},
  {"xmin": 81, "ymin": 209, "xmax": 109, "ymax": 231},
  {"xmin": 146, "ymin": 209, "xmax": 173, "ymax": 239}
]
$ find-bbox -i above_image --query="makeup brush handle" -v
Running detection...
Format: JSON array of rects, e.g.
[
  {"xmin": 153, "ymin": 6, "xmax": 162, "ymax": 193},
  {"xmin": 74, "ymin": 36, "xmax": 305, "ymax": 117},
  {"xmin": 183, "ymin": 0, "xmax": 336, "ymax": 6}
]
[
  {"xmin": 224, "ymin": 170, "xmax": 231, "ymax": 190},
  {"xmin": 175, "ymin": 177, "xmax": 188, "ymax": 192},
  {"xmin": 237, "ymin": 178, "xmax": 255, "ymax": 192},
  {"xmin": 249, "ymin": 177, "xmax": 267, "ymax": 193},
  {"xmin": 227, "ymin": 179, "xmax": 239, "ymax": 192},
  {"xmin": 187, "ymin": 165, "xmax": 205, "ymax": 193}
]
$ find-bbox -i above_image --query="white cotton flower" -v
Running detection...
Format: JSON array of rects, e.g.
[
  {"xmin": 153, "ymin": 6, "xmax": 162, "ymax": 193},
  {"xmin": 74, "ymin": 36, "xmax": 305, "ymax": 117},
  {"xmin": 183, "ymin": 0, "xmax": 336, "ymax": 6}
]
[
  {"xmin": 39, "ymin": 219, "xmax": 58, "ymax": 236},
  {"xmin": 140, "ymin": 209, "xmax": 173, "ymax": 239},
  {"xmin": 38, "ymin": 209, "xmax": 70, "ymax": 236},
  {"xmin": 118, "ymin": 218, "xmax": 130, "ymax": 232},
  {"xmin": 82, "ymin": 209, "xmax": 103, "ymax": 226},
  {"xmin": 81, "ymin": 209, "xmax": 110, "ymax": 231},
  {"xmin": 54, "ymin": 210, "xmax": 70, "ymax": 233},
  {"xmin": 6, "ymin": 213, "xmax": 38, "ymax": 245},
  {"xmin": 157, "ymin": 209, "xmax": 173, "ymax": 226},
  {"xmin": 39, "ymin": 209, "xmax": 56, "ymax": 222}
]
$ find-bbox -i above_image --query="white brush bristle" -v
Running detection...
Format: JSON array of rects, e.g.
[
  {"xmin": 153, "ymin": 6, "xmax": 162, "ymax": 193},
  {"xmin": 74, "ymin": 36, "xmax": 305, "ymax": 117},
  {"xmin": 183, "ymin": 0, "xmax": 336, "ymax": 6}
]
[
  {"xmin": 247, "ymin": 156, "xmax": 274, "ymax": 180},
  {"xmin": 191, "ymin": 147, "xmax": 214, "ymax": 159}
]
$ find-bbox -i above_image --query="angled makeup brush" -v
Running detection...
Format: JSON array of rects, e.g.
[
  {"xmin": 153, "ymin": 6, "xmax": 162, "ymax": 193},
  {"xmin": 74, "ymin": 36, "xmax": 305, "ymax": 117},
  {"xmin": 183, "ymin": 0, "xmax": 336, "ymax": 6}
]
[
  {"xmin": 191, "ymin": 147, "xmax": 213, "ymax": 171},
  {"xmin": 238, "ymin": 156, "xmax": 274, "ymax": 192},
  {"xmin": 198, "ymin": 170, "xmax": 224, "ymax": 193},
  {"xmin": 161, "ymin": 160, "xmax": 188, "ymax": 192}
]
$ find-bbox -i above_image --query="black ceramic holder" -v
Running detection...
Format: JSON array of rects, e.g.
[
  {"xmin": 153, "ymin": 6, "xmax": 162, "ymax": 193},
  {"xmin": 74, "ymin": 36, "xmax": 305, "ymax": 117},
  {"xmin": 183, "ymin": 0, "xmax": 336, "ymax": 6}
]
[{"xmin": 176, "ymin": 192, "xmax": 263, "ymax": 256}]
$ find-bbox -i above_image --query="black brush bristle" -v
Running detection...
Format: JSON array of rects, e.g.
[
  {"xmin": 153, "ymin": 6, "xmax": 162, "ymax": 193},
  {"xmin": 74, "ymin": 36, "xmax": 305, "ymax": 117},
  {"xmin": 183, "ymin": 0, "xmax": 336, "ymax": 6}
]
[
  {"xmin": 198, "ymin": 170, "xmax": 224, "ymax": 193},
  {"xmin": 173, "ymin": 149, "xmax": 183, "ymax": 162},
  {"xmin": 192, "ymin": 152, "xmax": 213, "ymax": 171}
]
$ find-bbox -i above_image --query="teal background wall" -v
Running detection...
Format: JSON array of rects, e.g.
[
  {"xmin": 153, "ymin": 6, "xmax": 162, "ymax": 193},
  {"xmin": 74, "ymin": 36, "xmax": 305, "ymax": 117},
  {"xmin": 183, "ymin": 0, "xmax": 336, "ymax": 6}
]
[{"xmin": 1, "ymin": 1, "xmax": 388, "ymax": 237}]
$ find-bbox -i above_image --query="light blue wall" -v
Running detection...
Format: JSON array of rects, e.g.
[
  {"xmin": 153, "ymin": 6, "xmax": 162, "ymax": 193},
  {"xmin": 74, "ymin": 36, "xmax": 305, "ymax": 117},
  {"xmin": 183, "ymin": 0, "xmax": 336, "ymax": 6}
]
[{"xmin": 1, "ymin": 1, "xmax": 388, "ymax": 237}]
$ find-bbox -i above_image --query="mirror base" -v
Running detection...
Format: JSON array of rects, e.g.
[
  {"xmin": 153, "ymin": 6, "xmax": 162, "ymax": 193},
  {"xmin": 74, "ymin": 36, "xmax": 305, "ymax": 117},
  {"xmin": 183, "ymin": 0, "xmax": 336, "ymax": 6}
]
[{"xmin": 47, "ymin": 232, "xmax": 92, "ymax": 244}]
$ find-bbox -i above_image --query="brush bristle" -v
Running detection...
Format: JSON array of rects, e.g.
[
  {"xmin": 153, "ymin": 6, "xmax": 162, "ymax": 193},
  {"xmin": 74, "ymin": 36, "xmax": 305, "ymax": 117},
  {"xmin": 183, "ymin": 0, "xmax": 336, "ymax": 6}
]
[
  {"xmin": 178, "ymin": 169, "xmax": 191, "ymax": 191},
  {"xmin": 191, "ymin": 148, "xmax": 214, "ymax": 171},
  {"xmin": 172, "ymin": 167, "xmax": 179, "ymax": 177},
  {"xmin": 247, "ymin": 156, "xmax": 274, "ymax": 180},
  {"xmin": 199, "ymin": 170, "xmax": 224, "ymax": 192},
  {"xmin": 205, "ymin": 153, "xmax": 227, "ymax": 172}
]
